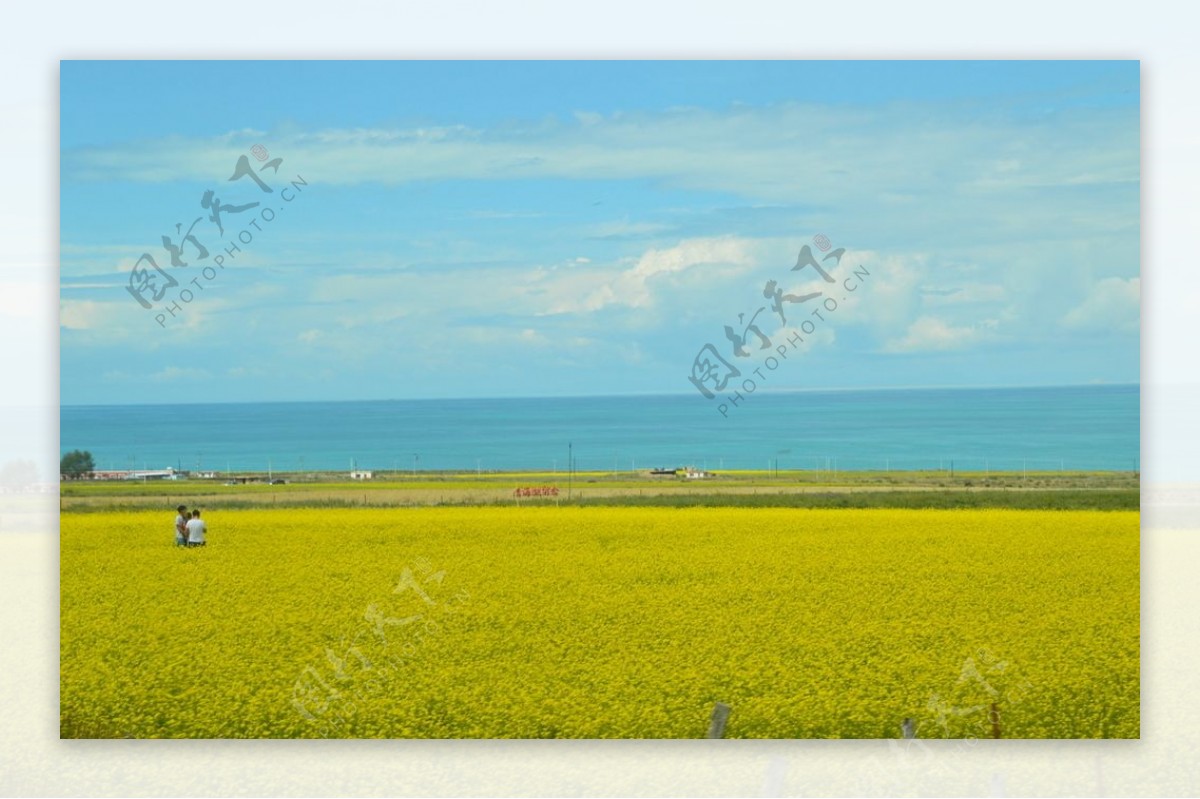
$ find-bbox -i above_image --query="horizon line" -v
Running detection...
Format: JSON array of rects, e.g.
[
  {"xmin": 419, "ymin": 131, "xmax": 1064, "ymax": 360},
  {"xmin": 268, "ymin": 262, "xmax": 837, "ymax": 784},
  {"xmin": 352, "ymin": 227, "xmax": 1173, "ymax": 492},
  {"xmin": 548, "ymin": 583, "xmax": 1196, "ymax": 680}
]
[{"xmin": 61, "ymin": 381, "xmax": 1140, "ymax": 410}]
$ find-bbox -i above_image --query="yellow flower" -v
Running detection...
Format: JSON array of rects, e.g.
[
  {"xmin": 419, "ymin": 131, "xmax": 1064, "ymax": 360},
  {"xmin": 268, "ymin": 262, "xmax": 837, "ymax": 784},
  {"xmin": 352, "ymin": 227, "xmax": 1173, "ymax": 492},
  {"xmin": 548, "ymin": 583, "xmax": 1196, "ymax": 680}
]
[{"xmin": 60, "ymin": 507, "xmax": 1138, "ymax": 738}]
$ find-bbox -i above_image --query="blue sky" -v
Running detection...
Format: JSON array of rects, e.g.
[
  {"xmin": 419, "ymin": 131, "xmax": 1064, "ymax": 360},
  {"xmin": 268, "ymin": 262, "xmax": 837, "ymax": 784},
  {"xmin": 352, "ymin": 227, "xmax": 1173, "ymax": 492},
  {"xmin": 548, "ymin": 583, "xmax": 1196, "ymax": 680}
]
[{"xmin": 60, "ymin": 61, "xmax": 1140, "ymax": 405}]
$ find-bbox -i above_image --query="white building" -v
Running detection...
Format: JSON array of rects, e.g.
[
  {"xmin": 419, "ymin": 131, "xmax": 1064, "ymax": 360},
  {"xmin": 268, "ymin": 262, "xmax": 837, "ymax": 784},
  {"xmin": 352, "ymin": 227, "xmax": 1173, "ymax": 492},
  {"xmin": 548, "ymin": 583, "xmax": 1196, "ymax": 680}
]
[{"xmin": 122, "ymin": 467, "xmax": 182, "ymax": 481}]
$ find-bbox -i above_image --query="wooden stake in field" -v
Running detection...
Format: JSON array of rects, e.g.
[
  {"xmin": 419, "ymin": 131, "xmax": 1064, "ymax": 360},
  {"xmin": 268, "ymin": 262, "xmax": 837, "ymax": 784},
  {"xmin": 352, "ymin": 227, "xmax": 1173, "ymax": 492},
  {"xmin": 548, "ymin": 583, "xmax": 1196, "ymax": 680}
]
[
  {"xmin": 989, "ymin": 702, "xmax": 1001, "ymax": 738},
  {"xmin": 707, "ymin": 702, "xmax": 731, "ymax": 738}
]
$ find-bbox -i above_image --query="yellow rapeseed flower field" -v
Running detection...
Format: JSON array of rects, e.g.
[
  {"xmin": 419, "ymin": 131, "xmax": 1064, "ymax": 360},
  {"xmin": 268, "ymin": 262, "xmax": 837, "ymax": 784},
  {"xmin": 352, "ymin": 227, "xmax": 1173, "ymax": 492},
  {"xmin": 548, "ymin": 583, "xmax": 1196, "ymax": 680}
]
[{"xmin": 60, "ymin": 507, "xmax": 1138, "ymax": 738}]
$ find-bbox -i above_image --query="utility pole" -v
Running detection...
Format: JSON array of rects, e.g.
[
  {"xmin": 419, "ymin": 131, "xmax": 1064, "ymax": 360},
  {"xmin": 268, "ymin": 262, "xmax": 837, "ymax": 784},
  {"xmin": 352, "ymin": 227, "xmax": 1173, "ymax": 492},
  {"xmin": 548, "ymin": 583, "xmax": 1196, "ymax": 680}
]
[{"xmin": 568, "ymin": 442, "xmax": 573, "ymax": 501}]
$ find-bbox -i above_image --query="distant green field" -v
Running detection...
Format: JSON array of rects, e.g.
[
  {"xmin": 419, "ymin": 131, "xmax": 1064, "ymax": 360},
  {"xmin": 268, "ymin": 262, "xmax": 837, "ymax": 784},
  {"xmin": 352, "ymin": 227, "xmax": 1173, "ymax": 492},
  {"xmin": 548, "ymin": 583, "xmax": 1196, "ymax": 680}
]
[
  {"xmin": 59, "ymin": 469, "xmax": 1139, "ymax": 512},
  {"xmin": 60, "ymin": 468, "xmax": 1136, "ymax": 495}
]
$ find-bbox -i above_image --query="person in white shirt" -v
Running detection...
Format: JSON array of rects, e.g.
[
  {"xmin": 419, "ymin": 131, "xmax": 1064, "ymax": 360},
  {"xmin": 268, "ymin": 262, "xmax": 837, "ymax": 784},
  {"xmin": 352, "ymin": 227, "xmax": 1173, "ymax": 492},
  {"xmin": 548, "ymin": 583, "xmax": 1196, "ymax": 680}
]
[
  {"xmin": 185, "ymin": 509, "xmax": 207, "ymax": 547},
  {"xmin": 174, "ymin": 505, "xmax": 189, "ymax": 547}
]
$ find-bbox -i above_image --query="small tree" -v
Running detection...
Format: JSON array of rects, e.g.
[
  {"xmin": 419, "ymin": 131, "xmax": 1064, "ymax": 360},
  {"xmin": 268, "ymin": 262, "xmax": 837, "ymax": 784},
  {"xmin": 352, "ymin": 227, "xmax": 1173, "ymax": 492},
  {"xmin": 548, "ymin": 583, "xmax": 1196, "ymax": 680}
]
[{"xmin": 60, "ymin": 450, "xmax": 95, "ymax": 480}]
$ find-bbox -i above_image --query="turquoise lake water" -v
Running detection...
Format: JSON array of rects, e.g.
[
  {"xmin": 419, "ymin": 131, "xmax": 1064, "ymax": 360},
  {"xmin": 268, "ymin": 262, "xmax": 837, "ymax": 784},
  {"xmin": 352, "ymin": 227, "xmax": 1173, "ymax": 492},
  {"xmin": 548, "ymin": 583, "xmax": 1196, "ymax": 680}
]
[{"xmin": 61, "ymin": 384, "xmax": 1139, "ymax": 474}]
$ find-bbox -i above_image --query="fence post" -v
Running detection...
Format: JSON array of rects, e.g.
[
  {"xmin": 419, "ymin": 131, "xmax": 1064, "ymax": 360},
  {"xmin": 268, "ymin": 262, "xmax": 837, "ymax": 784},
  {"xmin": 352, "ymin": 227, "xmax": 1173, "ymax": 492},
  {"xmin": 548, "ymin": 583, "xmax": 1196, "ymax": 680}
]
[
  {"xmin": 989, "ymin": 703, "xmax": 1001, "ymax": 738},
  {"xmin": 707, "ymin": 702, "xmax": 731, "ymax": 738},
  {"xmin": 901, "ymin": 717, "xmax": 916, "ymax": 739}
]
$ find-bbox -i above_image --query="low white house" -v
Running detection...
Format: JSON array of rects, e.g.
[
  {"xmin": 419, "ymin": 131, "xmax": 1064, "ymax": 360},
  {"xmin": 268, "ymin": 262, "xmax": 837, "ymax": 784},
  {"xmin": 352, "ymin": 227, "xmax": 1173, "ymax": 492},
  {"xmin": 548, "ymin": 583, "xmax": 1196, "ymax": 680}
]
[
  {"xmin": 685, "ymin": 466, "xmax": 711, "ymax": 480},
  {"xmin": 122, "ymin": 467, "xmax": 182, "ymax": 481},
  {"xmin": 350, "ymin": 470, "xmax": 373, "ymax": 481}
]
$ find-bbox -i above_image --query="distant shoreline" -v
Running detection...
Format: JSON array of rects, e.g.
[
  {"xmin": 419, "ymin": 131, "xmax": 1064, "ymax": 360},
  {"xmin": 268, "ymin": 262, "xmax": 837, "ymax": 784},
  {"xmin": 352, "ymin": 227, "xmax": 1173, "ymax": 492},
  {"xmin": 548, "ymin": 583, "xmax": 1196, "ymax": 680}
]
[
  {"xmin": 63, "ymin": 460, "xmax": 1132, "ymax": 479},
  {"xmin": 59, "ymin": 381, "xmax": 1140, "ymax": 410},
  {"xmin": 60, "ymin": 468, "xmax": 1140, "ymax": 512}
]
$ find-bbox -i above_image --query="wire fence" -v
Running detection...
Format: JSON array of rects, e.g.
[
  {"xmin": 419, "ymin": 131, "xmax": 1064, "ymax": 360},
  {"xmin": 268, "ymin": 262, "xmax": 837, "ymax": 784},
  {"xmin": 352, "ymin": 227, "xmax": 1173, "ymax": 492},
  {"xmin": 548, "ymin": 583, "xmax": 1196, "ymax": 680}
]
[{"xmin": 576, "ymin": 454, "xmax": 1142, "ymax": 475}]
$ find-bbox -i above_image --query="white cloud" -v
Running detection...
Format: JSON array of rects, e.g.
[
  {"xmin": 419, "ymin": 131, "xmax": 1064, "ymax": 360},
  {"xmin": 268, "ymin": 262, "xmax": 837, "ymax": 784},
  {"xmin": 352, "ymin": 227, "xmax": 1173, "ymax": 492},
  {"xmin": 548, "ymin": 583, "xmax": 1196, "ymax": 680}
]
[
  {"xmin": 565, "ymin": 236, "xmax": 759, "ymax": 313},
  {"xmin": 884, "ymin": 316, "xmax": 993, "ymax": 353},
  {"xmin": 60, "ymin": 293, "xmax": 227, "ymax": 342},
  {"xmin": 149, "ymin": 366, "xmax": 210, "ymax": 382},
  {"xmin": 922, "ymin": 283, "xmax": 1007, "ymax": 307},
  {"xmin": 773, "ymin": 324, "xmax": 836, "ymax": 353},
  {"xmin": 63, "ymin": 101, "xmax": 1137, "ymax": 211},
  {"xmin": 585, "ymin": 219, "xmax": 674, "ymax": 240},
  {"xmin": 449, "ymin": 325, "xmax": 585, "ymax": 356},
  {"xmin": 836, "ymin": 251, "xmax": 925, "ymax": 329},
  {"xmin": 59, "ymin": 299, "xmax": 126, "ymax": 331},
  {"xmin": 1061, "ymin": 277, "xmax": 1140, "ymax": 332},
  {"xmin": 60, "ymin": 282, "xmax": 123, "ymax": 290}
]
